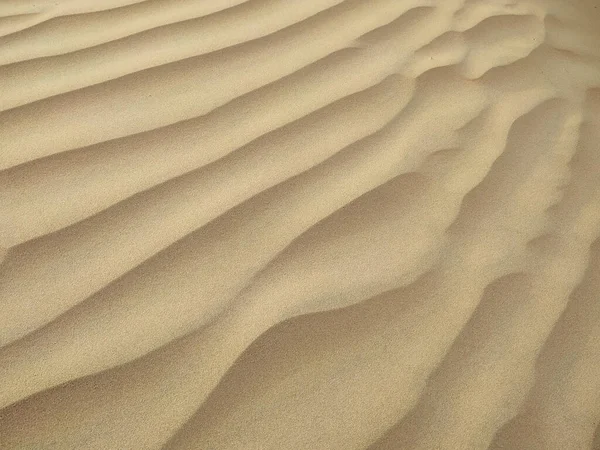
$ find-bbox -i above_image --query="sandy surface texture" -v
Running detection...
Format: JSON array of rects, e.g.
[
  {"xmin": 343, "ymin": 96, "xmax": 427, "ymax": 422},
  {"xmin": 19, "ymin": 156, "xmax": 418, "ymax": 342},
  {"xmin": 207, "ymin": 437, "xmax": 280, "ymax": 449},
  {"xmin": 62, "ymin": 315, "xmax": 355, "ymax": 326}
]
[{"xmin": 1, "ymin": 0, "xmax": 600, "ymax": 448}]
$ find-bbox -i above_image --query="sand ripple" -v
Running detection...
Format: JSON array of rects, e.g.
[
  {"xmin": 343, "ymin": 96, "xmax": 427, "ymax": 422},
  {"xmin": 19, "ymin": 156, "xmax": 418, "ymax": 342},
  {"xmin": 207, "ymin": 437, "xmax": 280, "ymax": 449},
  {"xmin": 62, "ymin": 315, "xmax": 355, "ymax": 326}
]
[{"xmin": 1, "ymin": 0, "xmax": 600, "ymax": 448}]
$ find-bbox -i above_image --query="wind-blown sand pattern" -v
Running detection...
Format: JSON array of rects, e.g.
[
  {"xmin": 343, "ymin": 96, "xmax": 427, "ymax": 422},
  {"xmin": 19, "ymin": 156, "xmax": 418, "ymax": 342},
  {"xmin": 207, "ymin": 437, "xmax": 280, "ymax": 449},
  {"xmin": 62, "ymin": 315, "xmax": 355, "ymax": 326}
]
[{"xmin": 0, "ymin": 0, "xmax": 600, "ymax": 448}]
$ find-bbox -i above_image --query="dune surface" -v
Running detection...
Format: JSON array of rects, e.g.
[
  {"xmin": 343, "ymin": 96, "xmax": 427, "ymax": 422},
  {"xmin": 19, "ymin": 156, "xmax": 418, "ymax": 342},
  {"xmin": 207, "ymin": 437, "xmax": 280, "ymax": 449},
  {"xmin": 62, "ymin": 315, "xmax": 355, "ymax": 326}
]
[{"xmin": 1, "ymin": 0, "xmax": 600, "ymax": 448}]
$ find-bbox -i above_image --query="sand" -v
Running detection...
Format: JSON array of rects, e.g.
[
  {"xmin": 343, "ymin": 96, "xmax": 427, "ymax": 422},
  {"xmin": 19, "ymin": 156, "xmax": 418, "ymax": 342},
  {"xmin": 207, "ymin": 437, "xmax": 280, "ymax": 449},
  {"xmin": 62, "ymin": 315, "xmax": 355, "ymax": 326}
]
[{"xmin": 0, "ymin": 0, "xmax": 599, "ymax": 448}]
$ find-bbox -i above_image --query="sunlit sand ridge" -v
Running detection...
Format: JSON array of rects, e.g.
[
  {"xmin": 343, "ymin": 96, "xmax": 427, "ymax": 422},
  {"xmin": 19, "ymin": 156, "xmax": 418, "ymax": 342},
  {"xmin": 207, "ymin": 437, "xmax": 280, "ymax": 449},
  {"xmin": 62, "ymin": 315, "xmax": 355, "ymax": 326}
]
[{"xmin": 1, "ymin": 0, "xmax": 600, "ymax": 448}]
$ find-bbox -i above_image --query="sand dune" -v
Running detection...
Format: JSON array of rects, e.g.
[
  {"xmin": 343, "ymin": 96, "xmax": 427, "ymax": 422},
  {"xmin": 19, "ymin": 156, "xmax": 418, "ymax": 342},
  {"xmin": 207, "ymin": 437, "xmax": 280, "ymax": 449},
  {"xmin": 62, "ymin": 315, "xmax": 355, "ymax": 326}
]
[{"xmin": 1, "ymin": 0, "xmax": 600, "ymax": 448}]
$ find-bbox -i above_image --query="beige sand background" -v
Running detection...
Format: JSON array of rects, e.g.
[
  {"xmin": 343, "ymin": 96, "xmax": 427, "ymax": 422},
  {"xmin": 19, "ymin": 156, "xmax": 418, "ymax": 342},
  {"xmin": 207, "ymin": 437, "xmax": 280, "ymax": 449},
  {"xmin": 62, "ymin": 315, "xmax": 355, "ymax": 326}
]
[{"xmin": 1, "ymin": 0, "xmax": 600, "ymax": 448}]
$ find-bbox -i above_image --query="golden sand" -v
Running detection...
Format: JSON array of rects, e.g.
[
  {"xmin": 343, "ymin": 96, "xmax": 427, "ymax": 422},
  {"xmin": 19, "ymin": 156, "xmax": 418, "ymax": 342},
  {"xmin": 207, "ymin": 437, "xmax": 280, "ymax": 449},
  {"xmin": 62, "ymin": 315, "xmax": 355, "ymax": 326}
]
[{"xmin": 1, "ymin": 0, "xmax": 600, "ymax": 448}]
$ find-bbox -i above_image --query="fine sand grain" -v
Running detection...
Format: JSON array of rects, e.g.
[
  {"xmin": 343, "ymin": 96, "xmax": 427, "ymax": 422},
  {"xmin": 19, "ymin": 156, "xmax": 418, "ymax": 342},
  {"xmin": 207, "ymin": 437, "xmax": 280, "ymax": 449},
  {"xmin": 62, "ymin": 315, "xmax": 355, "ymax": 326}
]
[{"xmin": 1, "ymin": 0, "xmax": 600, "ymax": 449}]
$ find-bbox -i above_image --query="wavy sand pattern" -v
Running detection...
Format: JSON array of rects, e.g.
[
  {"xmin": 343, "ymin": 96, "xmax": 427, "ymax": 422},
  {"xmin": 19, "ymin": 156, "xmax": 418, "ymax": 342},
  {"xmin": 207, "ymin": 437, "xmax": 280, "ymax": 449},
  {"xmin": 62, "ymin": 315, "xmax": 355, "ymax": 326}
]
[{"xmin": 1, "ymin": 0, "xmax": 600, "ymax": 448}]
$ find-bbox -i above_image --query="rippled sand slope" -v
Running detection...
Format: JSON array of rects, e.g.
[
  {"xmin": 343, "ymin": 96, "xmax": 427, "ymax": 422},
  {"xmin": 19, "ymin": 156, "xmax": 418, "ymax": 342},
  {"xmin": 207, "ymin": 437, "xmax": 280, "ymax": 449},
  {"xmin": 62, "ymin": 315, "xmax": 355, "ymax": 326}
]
[{"xmin": 1, "ymin": 0, "xmax": 600, "ymax": 448}]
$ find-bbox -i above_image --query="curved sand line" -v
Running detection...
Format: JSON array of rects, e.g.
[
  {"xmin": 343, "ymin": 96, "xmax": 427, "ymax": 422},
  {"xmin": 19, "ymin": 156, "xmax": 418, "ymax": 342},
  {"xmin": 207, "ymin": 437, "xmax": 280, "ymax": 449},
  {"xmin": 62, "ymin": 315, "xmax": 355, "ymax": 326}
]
[{"xmin": 1, "ymin": 0, "xmax": 600, "ymax": 449}]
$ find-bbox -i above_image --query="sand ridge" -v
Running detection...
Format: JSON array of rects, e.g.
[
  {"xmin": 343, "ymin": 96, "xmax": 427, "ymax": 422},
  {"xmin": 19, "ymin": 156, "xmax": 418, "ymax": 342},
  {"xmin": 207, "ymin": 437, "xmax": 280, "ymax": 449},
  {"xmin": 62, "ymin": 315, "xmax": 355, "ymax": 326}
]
[{"xmin": 1, "ymin": 0, "xmax": 600, "ymax": 448}]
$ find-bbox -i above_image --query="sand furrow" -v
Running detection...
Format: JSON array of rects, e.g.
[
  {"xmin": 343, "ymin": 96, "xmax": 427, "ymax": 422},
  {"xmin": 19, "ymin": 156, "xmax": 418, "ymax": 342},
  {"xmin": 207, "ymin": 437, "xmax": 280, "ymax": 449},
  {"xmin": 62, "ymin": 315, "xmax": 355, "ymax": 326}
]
[
  {"xmin": 0, "ymin": 0, "xmax": 253, "ymax": 64},
  {"xmin": 489, "ymin": 238, "xmax": 600, "ymax": 450},
  {"xmin": 163, "ymin": 90, "xmax": 579, "ymax": 450},
  {"xmin": 0, "ymin": 65, "xmax": 489, "ymax": 443},
  {"xmin": 0, "ymin": 74, "xmax": 412, "ymax": 352},
  {"xmin": 368, "ymin": 90, "xmax": 600, "ymax": 450},
  {"xmin": 487, "ymin": 88, "xmax": 600, "ymax": 450},
  {"xmin": 0, "ymin": 0, "xmax": 151, "ymax": 18},
  {"xmin": 0, "ymin": 25, "xmax": 431, "ymax": 246},
  {"xmin": 0, "ymin": 0, "xmax": 351, "ymax": 110},
  {"xmin": 0, "ymin": 66, "xmax": 481, "ymax": 407},
  {"xmin": 0, "ymin": 0, "xmax": 433, "ymax": 170},
  {"xmin": 0, "ymin": 13, "xmax": 48, "ymax": 39},
  {"xmin": 0, "ymin": 77, "xmax": 547, "ymax": 448}
]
